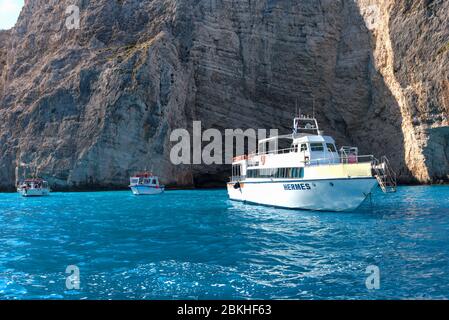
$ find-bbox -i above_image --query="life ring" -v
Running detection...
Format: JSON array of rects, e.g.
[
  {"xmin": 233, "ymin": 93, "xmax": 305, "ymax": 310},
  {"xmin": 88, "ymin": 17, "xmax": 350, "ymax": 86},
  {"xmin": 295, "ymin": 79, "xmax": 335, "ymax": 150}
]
[{"xmin": 261, "ymin": 155, "xmax": 266, "ymax": 165}]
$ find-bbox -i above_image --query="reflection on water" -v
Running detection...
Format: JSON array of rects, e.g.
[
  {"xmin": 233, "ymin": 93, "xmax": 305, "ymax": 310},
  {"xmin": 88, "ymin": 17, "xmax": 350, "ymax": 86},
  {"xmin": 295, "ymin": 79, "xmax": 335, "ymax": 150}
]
[{"xmin": 0, "ymin": 186, "xmax": 449, "ymax": 299}]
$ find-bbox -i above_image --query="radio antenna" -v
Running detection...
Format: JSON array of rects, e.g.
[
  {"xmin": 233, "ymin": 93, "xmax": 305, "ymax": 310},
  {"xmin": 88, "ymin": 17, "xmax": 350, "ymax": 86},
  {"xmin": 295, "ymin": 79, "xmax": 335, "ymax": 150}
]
[
  {"xmin": 295, "ymin": 97, "xmax": 299, "ymax": 117},
  {"xmin": 312, "ymin": 95, "xmax": 315, "ymax": 119}
]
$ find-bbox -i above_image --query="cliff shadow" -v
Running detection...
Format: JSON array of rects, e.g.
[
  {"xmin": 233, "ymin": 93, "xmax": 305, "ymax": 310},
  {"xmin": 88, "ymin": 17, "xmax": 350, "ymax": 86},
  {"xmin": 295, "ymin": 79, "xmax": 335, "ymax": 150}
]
[
  {"xmin": 343, "ymin": 0, "xmax": 415, "ymax": 183},
  {"xmin": 186, "ymin": 0, "xmax": 416, "ymax": 186},
  {"xmin": 423, "ymin": 126, "xmax": 449, "ymax": 183}
]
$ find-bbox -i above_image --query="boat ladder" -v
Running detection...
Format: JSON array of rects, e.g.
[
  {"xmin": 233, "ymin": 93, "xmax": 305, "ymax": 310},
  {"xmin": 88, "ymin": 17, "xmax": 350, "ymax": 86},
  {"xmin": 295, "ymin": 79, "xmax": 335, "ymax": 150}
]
[{"xmin": 373, "ymin": 156, "xmax": 397, "ymax": 193}]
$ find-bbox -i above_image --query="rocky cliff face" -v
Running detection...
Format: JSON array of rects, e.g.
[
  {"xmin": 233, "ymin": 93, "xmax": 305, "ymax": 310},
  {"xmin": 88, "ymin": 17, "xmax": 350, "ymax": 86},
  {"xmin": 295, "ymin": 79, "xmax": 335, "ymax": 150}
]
[
  {"xmin": 0, "ymin": 0, "xmax": 447, "ymax": 191},
  {"xmin": 358, "ymin": 0, "xmax": 449, "ymax": 183},
  {"xmin": 0, "ymin": 30, "xmax": 9, "ymax": 96}
]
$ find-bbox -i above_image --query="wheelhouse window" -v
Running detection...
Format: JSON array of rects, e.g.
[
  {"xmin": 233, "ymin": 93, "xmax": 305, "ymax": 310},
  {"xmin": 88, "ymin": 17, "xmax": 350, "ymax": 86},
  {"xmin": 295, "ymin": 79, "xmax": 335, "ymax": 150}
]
[
  {"xmin": 300, "ymin": 144, "xmax": 308, "ymax": 152},
  {"xmin": 310, "ymin": 143, "xmax": 324, "ymax": 152},
  {"xmin": 232, "ymin": 164, "xmax": 242, "ymax": 178},
  {"xmin": 326, "ymin": 143, "xmax": 337, "ymax": 152},
  {"xmin": 292, "ymin": 144, "xmax": 299, "ymax": 153}
]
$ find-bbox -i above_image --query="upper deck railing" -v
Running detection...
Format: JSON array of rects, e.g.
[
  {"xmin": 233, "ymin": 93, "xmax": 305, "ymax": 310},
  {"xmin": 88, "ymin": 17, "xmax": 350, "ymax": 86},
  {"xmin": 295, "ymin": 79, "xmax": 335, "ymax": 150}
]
[
  {"xmin": 233, "ymin": 149, "xmax": 374, "ymax": 166},
  {"xmin": 233, "ymin": 146, "xmax": 301, "ymax": 161},
  {"xmin": 301, "ymin": 154, "xmax": 374, "ymax": 166}
]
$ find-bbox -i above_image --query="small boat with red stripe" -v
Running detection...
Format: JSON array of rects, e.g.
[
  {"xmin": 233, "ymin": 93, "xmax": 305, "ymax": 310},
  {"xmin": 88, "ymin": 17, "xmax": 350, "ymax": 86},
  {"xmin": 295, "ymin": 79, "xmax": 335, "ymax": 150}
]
[{"xmin": 129, "ymin": 172, "xmax": 165, "ymax": 195}]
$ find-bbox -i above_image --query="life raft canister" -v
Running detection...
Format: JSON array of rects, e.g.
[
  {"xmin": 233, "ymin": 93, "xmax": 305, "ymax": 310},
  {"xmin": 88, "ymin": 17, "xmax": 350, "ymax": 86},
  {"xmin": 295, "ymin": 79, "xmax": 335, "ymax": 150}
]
[{"xmin": 348, "ymin": 154, "xmax": 357, "ymax": 164}]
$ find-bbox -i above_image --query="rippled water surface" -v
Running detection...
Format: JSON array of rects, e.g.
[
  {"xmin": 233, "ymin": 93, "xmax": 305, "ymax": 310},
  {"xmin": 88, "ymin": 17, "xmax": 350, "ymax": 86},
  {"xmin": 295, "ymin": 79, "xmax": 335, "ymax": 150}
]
[{"xmin": 1, "ymin": 186, "xmax": 449, "ymax": 299}]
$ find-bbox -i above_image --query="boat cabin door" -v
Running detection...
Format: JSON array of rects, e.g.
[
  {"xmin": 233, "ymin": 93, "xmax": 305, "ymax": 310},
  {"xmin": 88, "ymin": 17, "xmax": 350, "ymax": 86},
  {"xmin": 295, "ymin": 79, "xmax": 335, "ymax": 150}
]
[{"xmin": 298, "ymin": 143, "xmax": 310, "ymax": 164}]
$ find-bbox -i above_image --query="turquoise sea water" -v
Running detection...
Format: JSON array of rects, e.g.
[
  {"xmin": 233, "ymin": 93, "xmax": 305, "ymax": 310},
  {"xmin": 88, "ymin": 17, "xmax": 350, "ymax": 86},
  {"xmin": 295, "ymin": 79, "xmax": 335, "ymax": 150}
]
[{"xmin": 0, "ymin": 186, "xmax": 448, "ymax": 300}]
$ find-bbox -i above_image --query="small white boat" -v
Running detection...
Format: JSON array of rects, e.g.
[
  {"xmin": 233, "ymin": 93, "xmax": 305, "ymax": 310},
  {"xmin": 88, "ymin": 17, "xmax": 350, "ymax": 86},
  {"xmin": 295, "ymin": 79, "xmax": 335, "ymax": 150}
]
[
  {"xmin": 17, "ymin": 178, "xmax": 50, "ymax": 197},
  {"xmin": 129, "ymin": 172, "xmax": 165, "ymax": 195}
]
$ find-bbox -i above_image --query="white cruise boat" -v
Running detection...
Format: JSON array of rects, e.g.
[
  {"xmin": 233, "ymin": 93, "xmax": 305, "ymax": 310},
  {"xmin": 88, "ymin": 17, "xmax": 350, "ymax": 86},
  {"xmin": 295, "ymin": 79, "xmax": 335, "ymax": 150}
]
[
  {"xmin": 17, "ymin": 178, "xmax": 50, "ymax": 197},
  {"xmin": 129, "ymin": 172, "xmax": 165, "ymax": 195},
  {"xmin": 227, "ymin": 114, "xmax": 396, "ymax": 211}
]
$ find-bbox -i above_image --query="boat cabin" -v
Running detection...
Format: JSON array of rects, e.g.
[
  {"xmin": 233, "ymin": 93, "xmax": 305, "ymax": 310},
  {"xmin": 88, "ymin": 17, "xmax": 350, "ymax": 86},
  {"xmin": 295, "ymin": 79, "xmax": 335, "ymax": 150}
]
[
  {"xmin": 291, "ymin": 135, "xmax": 340, "ymax": 165},
  {"xmin": 20, "ymin": 179, "xmax": 48, "ymax": 190},
  {"xmin": 129, "ymin": 173, "xmax": 160, "ymax": 186},
  {"xmin": 255, "ymin": 114, "xmax": 341, "ymax": 167},
  {"xmin": 230, "ymin": 114, "xmax": 366, "ymax": 183}
]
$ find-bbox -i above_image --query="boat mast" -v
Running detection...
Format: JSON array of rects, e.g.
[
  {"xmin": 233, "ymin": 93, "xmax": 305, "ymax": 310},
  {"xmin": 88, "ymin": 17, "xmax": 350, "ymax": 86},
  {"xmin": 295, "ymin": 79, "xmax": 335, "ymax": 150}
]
[{"xmin": 312, "ymin": 94, "xmax": 315, "ymax": 119}]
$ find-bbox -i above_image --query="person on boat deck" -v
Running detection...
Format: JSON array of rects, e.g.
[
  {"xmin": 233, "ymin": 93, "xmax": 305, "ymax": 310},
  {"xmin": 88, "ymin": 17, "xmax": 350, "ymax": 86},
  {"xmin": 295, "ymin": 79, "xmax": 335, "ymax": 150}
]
[{"xmin": 348, "ymin": 151, "xmax": 357, "ymax": 163}]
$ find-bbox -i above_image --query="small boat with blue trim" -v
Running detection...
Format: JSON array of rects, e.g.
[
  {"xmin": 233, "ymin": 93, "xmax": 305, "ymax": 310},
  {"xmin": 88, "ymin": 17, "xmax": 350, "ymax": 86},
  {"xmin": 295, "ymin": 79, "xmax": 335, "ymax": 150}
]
[
  {"xmin": 227, "ymin": 113, "xmax": 397, "ymax": 211},
  {"xmin": 129, "ymin": 172, "xmax": 165, "ymax": 195}
]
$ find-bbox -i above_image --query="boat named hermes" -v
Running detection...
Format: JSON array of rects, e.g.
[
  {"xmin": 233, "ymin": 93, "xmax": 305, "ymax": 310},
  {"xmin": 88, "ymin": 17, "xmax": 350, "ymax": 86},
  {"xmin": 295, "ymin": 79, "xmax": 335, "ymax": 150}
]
[{"xmin": 227, "ymin": 114, "xmax": 396, "ymax": 211}]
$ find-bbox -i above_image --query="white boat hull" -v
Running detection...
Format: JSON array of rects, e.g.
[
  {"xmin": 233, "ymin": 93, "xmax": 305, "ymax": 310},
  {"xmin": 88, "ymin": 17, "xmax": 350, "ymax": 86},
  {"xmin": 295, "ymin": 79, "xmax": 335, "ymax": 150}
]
[
  {"xmin": 18, "ymin": 188, "xmax": 50, "ymax": 197},
  {"xmin": 227, "ymin": 178, "xmax": 377, "ymax": 211},
  {"xmin": 130, "ymin": 185, "xmax": 165, "ymax": 195}
]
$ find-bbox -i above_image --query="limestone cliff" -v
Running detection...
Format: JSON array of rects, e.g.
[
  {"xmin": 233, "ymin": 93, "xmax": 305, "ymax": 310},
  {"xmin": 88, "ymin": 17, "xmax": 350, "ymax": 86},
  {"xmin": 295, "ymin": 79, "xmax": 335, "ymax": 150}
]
[
  {"xmin": 0, "ymin": 0, "xmax": 447, "ymax": 191},
  {"xmin": 357, "ymin": 0, "xmax": 449, "ymax": 183},
  {"xmin": 0, "ymin": 30, "xmax": 9, "ymax": 96}
]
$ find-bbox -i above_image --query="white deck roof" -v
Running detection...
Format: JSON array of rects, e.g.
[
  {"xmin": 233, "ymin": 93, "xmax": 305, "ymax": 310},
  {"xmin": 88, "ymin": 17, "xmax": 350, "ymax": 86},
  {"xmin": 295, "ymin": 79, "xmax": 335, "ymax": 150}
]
[
  {"xmin": 293, "ymin": 134, "xmax": 335, "ymax": 144},
  {"xmin": 258, "ymin": 133, "xmax": 335, "ymax": 145}
]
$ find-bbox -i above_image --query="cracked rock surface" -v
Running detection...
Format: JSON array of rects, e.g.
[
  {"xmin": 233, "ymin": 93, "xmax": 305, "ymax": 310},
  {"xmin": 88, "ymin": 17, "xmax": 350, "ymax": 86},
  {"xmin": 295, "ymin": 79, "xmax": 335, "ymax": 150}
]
[{"xmin": 0, "ymin": 0, "xmax": 447, "ymax": 190}]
